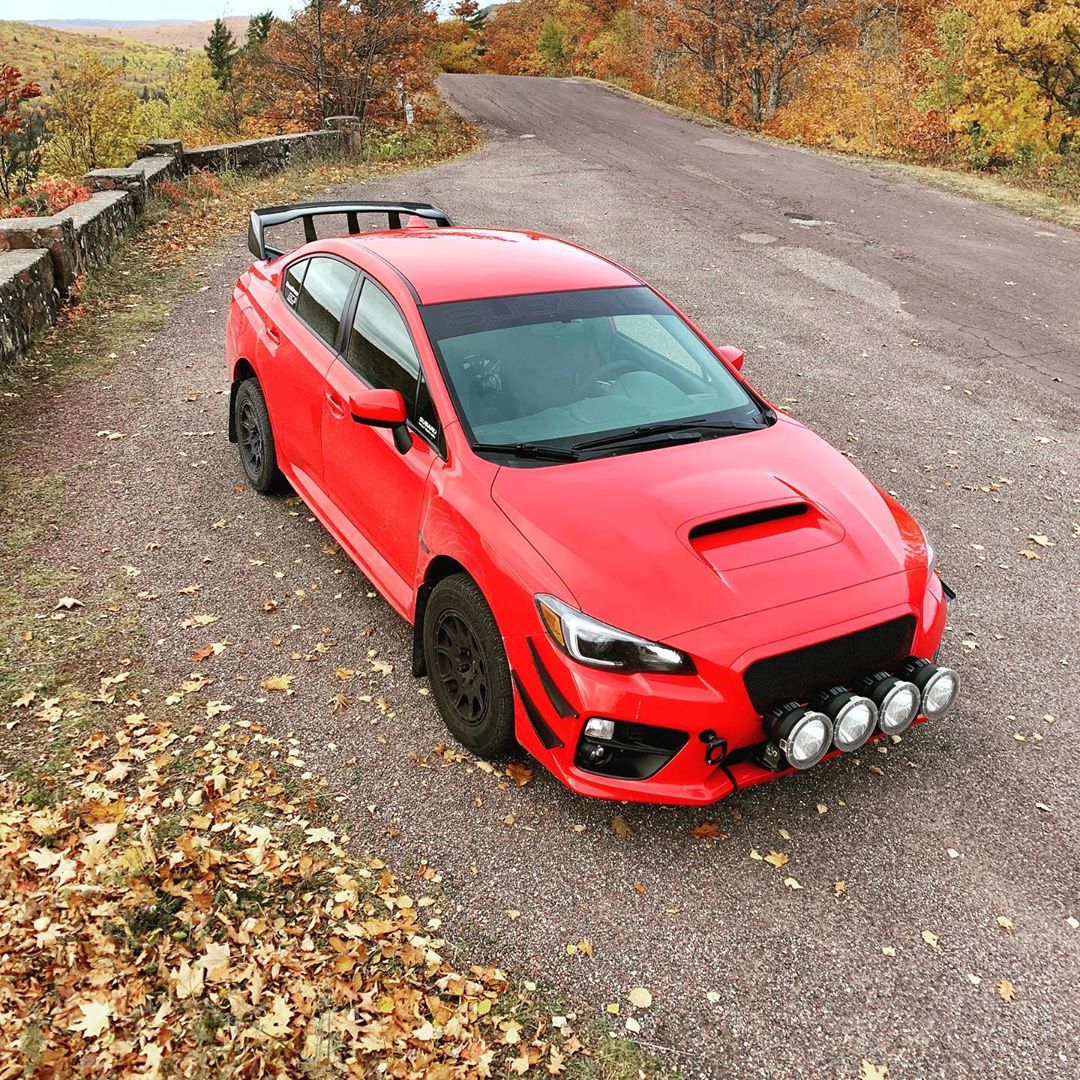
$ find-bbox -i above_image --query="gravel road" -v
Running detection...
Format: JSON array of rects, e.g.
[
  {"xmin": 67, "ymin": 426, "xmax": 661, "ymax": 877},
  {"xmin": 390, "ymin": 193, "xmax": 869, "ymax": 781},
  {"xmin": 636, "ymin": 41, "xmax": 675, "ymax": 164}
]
[{"xmin": 14, "ymin": 75, "xmax": 1080, "ymax": 1079}]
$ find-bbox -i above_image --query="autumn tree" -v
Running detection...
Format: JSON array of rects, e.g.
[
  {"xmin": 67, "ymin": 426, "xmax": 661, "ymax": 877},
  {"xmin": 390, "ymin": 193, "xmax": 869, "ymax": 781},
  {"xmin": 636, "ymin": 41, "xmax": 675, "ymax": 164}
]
[
  {"xmin": 0, "ymin": 65, "xmax": 44, "ymax": 201},
  {"xmin": 436, "ymin": 1, "xmax": 487, "ymax": 73},
  {"xmin": 242, "ymin": 0, "xmax": 435, "ymax": 139},
  {"xmin": 44, "ymin": 51, "xmax": 140, "ymax": 176}
]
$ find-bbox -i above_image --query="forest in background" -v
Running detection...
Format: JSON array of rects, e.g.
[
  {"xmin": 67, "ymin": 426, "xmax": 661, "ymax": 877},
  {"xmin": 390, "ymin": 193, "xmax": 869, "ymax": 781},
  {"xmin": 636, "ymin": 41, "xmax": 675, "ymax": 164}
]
[
  {"xmin": 0, "ymin": 2, "xmax": 441, "ymax": 218},
  {"xmin": 438, "ymin": 0, "xmax": 1080, "ymax": 194}
]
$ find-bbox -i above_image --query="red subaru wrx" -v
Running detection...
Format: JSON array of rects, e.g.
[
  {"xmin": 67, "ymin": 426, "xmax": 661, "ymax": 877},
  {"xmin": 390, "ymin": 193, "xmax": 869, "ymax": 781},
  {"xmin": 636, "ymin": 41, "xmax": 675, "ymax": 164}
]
[{"xmin": 226, "ymin": 200, "xmax": 959, "ymax": 805}]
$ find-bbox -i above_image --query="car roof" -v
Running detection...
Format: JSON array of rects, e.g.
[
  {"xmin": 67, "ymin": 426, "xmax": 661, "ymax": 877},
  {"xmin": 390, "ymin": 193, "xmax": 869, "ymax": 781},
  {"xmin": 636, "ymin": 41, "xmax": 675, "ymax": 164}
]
[{"xmin": 316, "ymin": 228, "xmax": 642, "ymax": 306}]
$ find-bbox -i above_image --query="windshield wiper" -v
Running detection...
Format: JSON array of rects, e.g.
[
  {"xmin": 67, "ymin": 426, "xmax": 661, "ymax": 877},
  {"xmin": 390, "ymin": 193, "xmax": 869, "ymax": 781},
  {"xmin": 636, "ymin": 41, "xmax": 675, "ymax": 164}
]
[
  {"xmin": 471, "ymin": 441, "xmax": 579, "ymax": 462},
  {"xmin": 572, "ymin": 418, "xmax": 762, "ymax": 453}
]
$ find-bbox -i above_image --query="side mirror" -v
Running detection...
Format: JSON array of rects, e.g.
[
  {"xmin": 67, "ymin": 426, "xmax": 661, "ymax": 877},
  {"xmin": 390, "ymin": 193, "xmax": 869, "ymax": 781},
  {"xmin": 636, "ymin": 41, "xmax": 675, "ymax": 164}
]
[
  {"xmin": 717, "ymin": 345, "xmax": 745, "ymax": 371},
  {"xmin": 349, "ymin": 388, "xmax": 411, "ymax": 452}
]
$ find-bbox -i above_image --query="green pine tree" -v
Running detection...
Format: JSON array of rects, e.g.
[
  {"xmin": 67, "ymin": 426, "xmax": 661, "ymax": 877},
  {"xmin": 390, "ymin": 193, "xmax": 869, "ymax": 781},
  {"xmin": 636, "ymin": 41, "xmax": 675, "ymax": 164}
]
[
  {"xmin": 245, "ymin": 11, "xmax": 275, "ymax": 53},
  {"xmin": 204, "ymin": 18, "xmax": 237, "ymax": 90}
]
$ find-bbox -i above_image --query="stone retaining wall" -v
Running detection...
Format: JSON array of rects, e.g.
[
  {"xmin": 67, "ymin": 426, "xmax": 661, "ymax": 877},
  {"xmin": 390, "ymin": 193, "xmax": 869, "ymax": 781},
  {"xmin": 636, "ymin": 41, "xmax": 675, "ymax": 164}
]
[{"xmin": 0, "ymin": 124, "xmax": 350, "ymax": 373}]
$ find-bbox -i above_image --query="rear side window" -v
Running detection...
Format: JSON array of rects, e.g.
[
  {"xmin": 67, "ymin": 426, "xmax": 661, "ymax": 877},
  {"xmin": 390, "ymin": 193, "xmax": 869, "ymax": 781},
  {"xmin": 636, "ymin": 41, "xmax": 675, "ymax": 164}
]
[
  {"xmin": 348, "ymin": 280, "xmax": 421, "ymax": 407},
  {"xmin": 294, "ymin": 257, "xmax": 356, "ymax": 348}
]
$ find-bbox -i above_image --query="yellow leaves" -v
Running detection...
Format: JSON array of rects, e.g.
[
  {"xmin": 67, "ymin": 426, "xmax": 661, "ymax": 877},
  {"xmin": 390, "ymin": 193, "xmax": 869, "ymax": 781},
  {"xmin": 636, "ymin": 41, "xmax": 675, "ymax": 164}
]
[
  {"xmin": 304, "ymin": 826, "xmax": 337, "ymax": 846},
  {"xmin": 859, "ymin": 1061, "xmax": 889, "ymax": 1080},
  {"xmin": 997, "ymin": 916, "xmax": 1014, "ymax": 932},
  {"xmin": 260, "ymin": 674, "xmax": 294, "ymax": 693},
  {"xmin": 763, "ymin": 850, "xmax": 789, "ymax": 869},
  {"xmin": 257, "ymin": 994, "xmax": 293, "ymax": 1037},
  {"xmin": 180, "ymin": 612, "xmax": 219, "ymax": 629},
  {"xmin": 69, "ymin": 997, "xmax": 113, "ymax": 1038},
  {"xmin": 627, "ymin": 986, "xmax": 652, "ymax": 1009},
  {"xmin": 783, "ymin": 877, "xmax": 803, "ymax": 891},
  {"xmin": 997, "ymin": 979, "xmax": 1016, "ymax": 1004},
  {"xmin": 921, "ymin": 929, "xmax": 939, "ymax": 948},
  {"xmin": 174, "ymin": 959, "xmax": 205, "ymax": 1000}
]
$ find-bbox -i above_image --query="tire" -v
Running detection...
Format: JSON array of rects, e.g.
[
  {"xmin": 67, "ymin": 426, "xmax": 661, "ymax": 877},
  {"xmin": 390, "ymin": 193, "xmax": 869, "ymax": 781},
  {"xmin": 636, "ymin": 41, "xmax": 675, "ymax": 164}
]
[
  {"xmin": 233, "ymin": 378, "xmax": 284, "ymax": 494},
  {"xmin": 423, "ymin": 574, "xmax": 516, "ymax": 758}
]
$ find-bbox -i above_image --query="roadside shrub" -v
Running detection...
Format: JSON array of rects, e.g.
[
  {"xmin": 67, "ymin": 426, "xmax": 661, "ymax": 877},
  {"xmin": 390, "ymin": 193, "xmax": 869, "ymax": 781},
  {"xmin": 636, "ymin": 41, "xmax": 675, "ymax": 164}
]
[{"xmin": 0, "ymin": 178, "xmax": 89, "ymax": 219}]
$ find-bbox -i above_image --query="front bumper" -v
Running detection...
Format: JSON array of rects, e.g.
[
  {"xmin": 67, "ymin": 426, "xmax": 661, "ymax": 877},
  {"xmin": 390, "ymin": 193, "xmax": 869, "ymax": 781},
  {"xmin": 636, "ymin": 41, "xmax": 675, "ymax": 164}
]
[{"xmin": 506, "ymin": 569, "xmax": 949, "ymax": 805}]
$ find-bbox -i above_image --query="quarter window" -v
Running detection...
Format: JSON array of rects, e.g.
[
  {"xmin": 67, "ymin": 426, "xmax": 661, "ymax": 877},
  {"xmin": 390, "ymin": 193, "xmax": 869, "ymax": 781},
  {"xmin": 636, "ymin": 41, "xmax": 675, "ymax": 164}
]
[
  {"xmin": 293, "ymin": 257, "xmax": 356, "ymax": 348},
  {"xmin": 283, "ymin": 259, "xmax": 307, "ymax": 308}
]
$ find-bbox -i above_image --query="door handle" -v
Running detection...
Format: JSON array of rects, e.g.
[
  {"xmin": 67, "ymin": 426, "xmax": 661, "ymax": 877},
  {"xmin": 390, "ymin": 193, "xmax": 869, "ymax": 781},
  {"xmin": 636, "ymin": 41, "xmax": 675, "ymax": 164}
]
[
  {"xmin": 265, "ymin": 323, "xmax": 280, "ymax": 344},
  {"xmin": 325, "ymin": 392, "xmax": 347, "ymax": 419}
]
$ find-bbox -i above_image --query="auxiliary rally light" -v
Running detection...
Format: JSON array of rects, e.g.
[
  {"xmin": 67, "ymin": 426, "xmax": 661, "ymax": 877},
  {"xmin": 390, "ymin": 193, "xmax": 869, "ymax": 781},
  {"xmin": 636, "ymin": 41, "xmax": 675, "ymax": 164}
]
[
  {"xmin": 765, "ymin": 702, "xmax": 833, "ymax": 770},
  {"xmin": 860, "ymin": 671, "xmax": 921, "ymax": 735},
  {"xmin": 812, "ymin": 687, "xmax": 878, "ymax": 753},
  {"xmin": 900, "ymin": 658, "xmax": 960, "ymax": 720}
]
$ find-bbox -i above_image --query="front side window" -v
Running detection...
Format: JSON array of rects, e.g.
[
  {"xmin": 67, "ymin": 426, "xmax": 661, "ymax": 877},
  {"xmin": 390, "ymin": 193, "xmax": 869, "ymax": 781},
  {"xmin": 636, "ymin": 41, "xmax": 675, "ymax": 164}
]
[
  {"xmin": 293, "ymin": 256, "xmax": 356, "ymax": 348},
  {"xmin": 421, "ymin": 286, "xmax": 762, "ymax": 449},
  {"xmin": 348, "ymin": 280, "xmax": 422, "ymax": 413}
]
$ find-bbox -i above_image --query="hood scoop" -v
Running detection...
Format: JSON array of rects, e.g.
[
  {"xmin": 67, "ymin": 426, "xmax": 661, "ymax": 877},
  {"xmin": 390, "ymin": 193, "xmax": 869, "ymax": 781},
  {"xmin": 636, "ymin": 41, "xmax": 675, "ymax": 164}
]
[{"xmin": 683, "ymin": 498, "xmax": 845, "ymax": 574}]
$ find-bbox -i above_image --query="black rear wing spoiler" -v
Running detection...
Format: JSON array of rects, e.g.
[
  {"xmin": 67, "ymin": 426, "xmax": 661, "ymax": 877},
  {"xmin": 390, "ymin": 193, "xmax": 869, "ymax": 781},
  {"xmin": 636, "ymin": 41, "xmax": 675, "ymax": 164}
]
[{"xmin": 247, "ymin": 200, "xmax": 454, "ymax": 260}]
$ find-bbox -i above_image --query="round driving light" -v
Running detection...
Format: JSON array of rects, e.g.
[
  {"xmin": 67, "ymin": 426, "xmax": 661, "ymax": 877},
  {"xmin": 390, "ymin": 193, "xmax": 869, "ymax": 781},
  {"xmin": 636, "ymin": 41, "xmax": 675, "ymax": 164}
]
[
  {"xmin": 813, "ymin": 687, "xmax": 878, "ymax": 753},
  {"xmin": 921, "ymin": 667, "xmax": 959, "ymax": 718},
  {"xmin": 901, "ymin": 658, "xmax": 960, "ymax": 720},
  {"xmin": 834, "ymin": 696, "xmax": 878, "ymax": 751},
  {"xmin": 878, "ymin": 680, "xmax": 920, "ymax": 734},
  {"xmin": 766, "ymin": 702, "xmax": 833, "ymax": 770}
]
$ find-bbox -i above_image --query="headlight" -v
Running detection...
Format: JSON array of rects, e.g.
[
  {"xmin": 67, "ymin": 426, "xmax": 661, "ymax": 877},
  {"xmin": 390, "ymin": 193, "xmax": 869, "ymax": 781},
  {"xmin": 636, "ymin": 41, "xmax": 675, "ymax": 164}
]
[
  {"xmin": 535, "ymin": 594, "xmax": 695, "ymax": 674},
  {"xmin": 920, "ymin": 524, "xmax": 936, "ymax": 572}
]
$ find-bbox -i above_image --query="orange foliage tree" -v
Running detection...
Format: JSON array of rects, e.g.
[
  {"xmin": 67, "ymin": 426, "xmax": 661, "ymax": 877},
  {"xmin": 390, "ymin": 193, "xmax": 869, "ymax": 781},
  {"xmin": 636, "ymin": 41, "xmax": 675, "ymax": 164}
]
[{"xmin": 239, "ymin": 0, "xmax": 436, "ymax": 135}]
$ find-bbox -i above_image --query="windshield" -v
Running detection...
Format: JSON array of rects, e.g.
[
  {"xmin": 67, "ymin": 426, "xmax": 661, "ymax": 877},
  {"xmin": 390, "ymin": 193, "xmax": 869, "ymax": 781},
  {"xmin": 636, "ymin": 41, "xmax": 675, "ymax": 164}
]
[{"xmin": 420, "ymin": 287, "xmax": 763, "ymax": 451}]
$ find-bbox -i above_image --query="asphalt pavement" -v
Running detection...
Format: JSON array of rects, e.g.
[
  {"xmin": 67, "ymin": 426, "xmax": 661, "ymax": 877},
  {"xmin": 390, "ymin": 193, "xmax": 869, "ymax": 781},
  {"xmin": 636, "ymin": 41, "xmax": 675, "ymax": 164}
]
[{"xmin": 16, "ymin": 75, "xmax": 1080, "ymax": 1079}]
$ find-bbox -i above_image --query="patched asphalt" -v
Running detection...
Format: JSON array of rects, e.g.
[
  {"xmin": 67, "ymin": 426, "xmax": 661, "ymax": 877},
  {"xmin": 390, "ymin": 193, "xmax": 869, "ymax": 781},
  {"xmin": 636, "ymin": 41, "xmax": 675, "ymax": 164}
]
[{"xmin": 9, "ymin": 75, "xmax": 1079, "ymax": 1079}]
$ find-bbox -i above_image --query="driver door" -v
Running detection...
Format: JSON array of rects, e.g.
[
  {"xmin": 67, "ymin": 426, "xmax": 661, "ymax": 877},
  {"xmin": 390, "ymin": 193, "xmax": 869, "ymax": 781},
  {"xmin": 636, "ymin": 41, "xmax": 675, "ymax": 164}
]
[{"xmin": 322, "ymin": 277, "xmax": 441, "ymax": 596}]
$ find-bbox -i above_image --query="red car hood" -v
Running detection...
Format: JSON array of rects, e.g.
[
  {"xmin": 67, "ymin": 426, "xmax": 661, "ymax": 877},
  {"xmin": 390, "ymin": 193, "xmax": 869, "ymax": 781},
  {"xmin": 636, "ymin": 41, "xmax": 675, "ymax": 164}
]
[{"xmin": 491, "ymin": 418, "xmax": 927, "ymax": 640}]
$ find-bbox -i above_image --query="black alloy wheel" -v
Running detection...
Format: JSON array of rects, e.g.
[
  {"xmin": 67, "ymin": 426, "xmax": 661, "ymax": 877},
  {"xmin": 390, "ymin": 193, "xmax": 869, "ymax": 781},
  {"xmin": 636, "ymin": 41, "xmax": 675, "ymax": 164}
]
[
  {"xmin": 232, "ymin": 378, "xmax": 284, "ymax": 493},
  {"xmin": 423, "ymin": 574, "xmax": 515, "ymax": 757}
]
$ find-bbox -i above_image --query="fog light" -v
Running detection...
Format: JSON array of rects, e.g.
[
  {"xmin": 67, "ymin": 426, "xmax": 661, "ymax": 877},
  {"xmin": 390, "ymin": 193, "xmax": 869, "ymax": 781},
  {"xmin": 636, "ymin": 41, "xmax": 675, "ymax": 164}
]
[
  {"xmin": 766, "ymin": 702, "xmax": 833, "ymax": 770},
  {"xmin": 862, "ymin": 673, "xmax": 921, "ymax": 735},
  {"xmin": 814, "ymin": 687, "xmax": 878, "ymax": 752},
  {"xmin": 585, "ymin": 743, "xmax": 610, "ymax": 765},
  {"xmin": 901, "ymin": 658, "xmax": 960, "ymax": 720},
  {"xmin": 584, "ymin": 717, "xmax": 615, "ymax": 741}
]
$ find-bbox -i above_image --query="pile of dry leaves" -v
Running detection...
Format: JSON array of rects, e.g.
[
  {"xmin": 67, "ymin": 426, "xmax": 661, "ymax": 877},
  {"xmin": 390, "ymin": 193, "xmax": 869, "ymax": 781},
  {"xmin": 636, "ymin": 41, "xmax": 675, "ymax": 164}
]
[{"xmin": 0, "ymin": 702, "xmax": 590, "ymax": 1077}]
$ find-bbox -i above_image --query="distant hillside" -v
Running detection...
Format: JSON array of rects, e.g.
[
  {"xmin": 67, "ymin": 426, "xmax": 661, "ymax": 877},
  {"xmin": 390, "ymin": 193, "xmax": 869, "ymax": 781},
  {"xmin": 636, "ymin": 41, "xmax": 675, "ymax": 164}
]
[
  {"xmin": 0, "ymin": 20, "xmax": 192, "ymax": 91},
  {"xmin": 28, "ymin": 16, "xmax": 250, "ymax": 50}
]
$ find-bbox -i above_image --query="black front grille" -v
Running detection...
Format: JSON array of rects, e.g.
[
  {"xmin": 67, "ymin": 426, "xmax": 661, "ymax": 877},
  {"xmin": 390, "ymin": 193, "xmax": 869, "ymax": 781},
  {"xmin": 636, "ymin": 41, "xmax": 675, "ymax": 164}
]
[{"xmin": 743, "ymin": 615, "xmax": 917, "ymax": 713}]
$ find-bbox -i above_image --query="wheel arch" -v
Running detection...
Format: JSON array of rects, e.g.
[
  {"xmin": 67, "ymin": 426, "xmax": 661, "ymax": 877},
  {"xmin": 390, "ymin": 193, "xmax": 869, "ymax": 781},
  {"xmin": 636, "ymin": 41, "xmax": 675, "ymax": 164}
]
[
  {"xmin": 228, "ymin": 358, "xmax": 258, "ymax": 442},
  {"xmin": 412, "ymin": 555, "xmax": 476, "ymax": 677}
]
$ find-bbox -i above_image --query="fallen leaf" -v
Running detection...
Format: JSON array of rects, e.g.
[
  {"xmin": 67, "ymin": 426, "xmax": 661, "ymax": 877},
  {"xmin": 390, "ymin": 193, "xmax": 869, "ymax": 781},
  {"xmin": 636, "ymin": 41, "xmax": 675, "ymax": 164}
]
[
  {"xmin": 997, "ymin": 916, "xmax": 1014, "ymax": 932},
  {"xmin": 70, "ymin": 998, "xmax": 112, "ymax": 1038},
  {"xmin": 997, "ymin": 979, "xmax": 1016, "ymax": 1003},
  {"xmin": 506, "ymin": 762, "xmax": 534, "ymax": 786},
  {"xmin": 764, "ymin": 850, "xmax": 789, "ymax": 869},
  {"xmin": 627, "ymin": 986, "xmax": 652, "ymax": 1009},
  {"xmin": 690, "ymin": 821, "xmax": 722, "ymax": 839},
  {"xmin": 55, "ymin": 596, "xmax": 83, "ymax": 610},
  {"xmin": 859, "ymin": 1062, "xmax": 889, "ymax": 1080},
  {"xmin": 783, "ymin": 876, "xmax": 803, "ymax": 891},
  {"xmin": 261, "ymin": 674, "xmax": 294, "ymax": 693},
  {"xmin": 610, "ymin": 814, "xmax": 632, "ymax": 838},
  {"xmin": 921, "ymin": 929, "xmax": 939, "ymax": 948}
]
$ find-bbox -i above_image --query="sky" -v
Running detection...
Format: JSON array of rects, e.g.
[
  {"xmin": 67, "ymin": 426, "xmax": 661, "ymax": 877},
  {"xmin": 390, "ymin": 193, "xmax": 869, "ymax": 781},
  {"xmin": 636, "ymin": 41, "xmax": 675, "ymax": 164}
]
[
  {"xmin": 0, "ymin": 1, "xmax": 300, "ymax": 20},
  {"xmin": 0, "ymin": 1, "xmax": 459, "ymax": 17}
]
